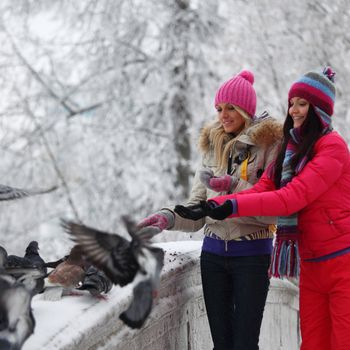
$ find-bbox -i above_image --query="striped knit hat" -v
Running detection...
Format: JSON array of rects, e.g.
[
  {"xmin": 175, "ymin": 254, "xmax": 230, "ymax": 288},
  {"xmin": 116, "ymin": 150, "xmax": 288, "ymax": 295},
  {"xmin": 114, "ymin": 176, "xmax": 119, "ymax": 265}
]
[
  {"xmin": 288, "ymin": 67, "xmax": 336, "ymax": 127},
  {"xmin": 214, "ymin": 70, "xmax": 256, "ymax": 117}
]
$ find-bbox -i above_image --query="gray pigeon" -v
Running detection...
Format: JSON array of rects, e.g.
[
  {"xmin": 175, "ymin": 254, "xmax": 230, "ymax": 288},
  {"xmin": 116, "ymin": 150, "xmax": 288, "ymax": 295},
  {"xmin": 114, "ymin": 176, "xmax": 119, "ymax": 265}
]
[
  {"xmin": 5, "ymin": 242, "xmax": 47, "ymax": 296},
  {"xmin": 77, "ymin": 265, "xmax": 113, "ymax": 297},
  {"xmin": 61, "ymin": 216, "xmax": 164, "ymax": 328},
  {"xmin": 24, "ymin": 241, "xmax": 46, "ymax": 271},
  {"xmin": 0, "ymin": 184, "xmax": 57, "ymax": 201},
  {"xmin": 0, "ymin": 246, "xmax": 35, "ymax": 350}
]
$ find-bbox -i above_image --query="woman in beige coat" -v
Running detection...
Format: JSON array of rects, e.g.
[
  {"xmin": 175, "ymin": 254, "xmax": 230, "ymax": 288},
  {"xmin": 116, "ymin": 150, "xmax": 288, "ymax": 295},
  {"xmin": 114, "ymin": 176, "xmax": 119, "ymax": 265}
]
[{"xmin": 139, "ymin": 70, "xmax": 282, "ymax": 350}]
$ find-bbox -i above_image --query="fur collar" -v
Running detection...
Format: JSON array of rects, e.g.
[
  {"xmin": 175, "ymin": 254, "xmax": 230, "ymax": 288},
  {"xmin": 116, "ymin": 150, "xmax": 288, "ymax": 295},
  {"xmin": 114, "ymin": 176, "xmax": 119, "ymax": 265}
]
[{"xmin": 199, "ymin": 116, "xmax": 283, "ymax": 154}]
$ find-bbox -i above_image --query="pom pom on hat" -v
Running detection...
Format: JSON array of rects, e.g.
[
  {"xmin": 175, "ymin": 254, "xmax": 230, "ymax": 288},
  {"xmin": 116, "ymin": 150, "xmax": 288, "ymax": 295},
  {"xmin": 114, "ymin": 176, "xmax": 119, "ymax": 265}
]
[
  {"xmin": 214, "ymin": 70, "xmax": 257, "ymax": 117},
  {"xmin": 239, "ymin": 70, "xmax": 254, "ymax": 84}
]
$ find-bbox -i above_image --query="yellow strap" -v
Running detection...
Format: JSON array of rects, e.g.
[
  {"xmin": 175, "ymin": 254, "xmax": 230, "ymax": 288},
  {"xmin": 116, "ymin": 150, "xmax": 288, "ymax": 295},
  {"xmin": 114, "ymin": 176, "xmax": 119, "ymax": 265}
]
[
  {"xmin": 240, "ymin": 152, "xmax": 276, "ymax": 233},
  {"xmin": 268, "ymin": 224, "xmax": 277, "ymax": 233},
  {"xmin": 240, "ymin": 157, "xmax": 249, "ymax": 181}
]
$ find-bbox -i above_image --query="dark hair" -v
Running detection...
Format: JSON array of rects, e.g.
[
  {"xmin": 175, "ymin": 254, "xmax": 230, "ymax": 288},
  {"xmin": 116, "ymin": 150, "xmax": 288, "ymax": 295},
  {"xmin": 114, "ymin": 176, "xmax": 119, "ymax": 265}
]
[{"xmin": 273, "ymin": 105, "xmax": 324, "ymax": 188}]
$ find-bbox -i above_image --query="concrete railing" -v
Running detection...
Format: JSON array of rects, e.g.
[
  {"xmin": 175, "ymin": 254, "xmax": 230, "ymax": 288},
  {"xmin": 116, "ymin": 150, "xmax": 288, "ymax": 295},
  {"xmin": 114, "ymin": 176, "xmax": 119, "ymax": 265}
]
[{"xmin": 24, "ymin": 241, "xmax": 300, "ymax": 350}]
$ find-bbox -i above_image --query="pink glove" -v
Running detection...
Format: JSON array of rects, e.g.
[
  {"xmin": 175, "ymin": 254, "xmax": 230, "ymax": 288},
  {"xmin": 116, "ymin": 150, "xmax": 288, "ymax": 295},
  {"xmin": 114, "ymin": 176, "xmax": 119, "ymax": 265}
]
[
  {"xmin": 138, "ymin": 210, "xmax": 174, "ymax": 231},
  {"xmin": 209, "ymin": 175, "xmax": 234, "ymax": 192},
  {"xmin": 199, "ymin": 168, "xmax": 237, "ymax": 193}
]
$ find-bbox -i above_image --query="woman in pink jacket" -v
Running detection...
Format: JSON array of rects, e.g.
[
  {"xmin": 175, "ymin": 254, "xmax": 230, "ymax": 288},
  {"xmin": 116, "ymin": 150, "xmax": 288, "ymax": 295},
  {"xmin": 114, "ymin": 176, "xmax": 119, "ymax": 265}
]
[{"xmin": 175, "ymin": 67, "xmax": 350, "ymax": 350}]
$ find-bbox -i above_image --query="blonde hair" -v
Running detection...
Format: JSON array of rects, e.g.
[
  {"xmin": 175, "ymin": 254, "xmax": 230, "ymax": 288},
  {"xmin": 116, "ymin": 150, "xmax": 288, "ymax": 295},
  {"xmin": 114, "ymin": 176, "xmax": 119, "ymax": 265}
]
[{"xmin": 201, "ymin": 106, "xmax": 252, "ymax": 171}]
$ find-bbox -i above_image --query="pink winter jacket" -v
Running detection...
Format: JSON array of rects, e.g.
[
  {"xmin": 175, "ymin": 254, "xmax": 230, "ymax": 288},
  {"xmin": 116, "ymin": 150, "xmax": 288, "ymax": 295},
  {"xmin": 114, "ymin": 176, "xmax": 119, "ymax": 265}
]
[{"xmin": 211, "ymin": 131, "xmax": 350, "ymax": 260}]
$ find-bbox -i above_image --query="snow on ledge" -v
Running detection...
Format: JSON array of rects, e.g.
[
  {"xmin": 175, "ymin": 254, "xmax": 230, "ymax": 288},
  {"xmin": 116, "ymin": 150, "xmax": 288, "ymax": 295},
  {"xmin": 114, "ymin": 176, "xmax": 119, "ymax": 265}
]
[{"xmin": 23, "ymin": 241, "xmax": 300, "ymax": 350}]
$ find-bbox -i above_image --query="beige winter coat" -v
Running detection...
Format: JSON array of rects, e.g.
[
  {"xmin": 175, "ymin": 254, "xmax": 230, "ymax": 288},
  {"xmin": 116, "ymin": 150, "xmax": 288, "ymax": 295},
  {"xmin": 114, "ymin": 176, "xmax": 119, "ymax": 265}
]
[{"xmin": 166, "ymin": 116, "xmax": 283, "ymax": 241}]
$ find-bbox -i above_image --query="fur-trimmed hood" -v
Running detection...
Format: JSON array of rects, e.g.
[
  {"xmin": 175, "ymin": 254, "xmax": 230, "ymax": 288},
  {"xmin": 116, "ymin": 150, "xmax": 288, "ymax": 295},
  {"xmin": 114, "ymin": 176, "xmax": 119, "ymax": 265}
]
[{"xmin": 198, "ymin": 115, "xmax": 283, "ymax": 154}]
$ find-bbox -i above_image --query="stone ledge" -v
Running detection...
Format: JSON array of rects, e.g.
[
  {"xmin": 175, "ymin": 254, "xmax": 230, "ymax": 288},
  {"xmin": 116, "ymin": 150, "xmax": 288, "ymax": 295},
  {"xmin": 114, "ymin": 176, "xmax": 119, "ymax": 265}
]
[{"xmin": 23, "ymin": 241, "xmax": 300, "ymax": 350}]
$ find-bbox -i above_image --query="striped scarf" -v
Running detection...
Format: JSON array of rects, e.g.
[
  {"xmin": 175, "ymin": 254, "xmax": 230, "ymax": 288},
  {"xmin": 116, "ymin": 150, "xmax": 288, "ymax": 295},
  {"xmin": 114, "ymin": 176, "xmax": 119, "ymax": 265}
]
[
  {"xmin": 269, "ymin": 116, "xmax": 332, "ymax": 278},
  {"xmin": 269, "ymin": 127, "xmax": 305, "ymax": 278}
]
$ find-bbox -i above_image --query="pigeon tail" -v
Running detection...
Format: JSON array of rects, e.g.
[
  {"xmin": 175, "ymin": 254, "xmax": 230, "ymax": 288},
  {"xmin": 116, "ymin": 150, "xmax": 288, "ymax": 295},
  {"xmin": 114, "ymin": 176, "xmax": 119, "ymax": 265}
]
[{"xmin": 119, "ymin": 280, "xmax": 153, "ymax": 329}]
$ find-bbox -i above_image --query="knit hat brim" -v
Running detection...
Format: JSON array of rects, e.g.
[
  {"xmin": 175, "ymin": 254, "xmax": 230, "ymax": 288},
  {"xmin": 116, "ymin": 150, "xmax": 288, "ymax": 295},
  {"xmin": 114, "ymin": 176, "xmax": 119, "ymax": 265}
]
[
  {"xmin": 214, "ymin": 70, "xmax": 256, "ymax": 117},
  {"xmin": 288, "ymin": 67, "xmax": 336, "ymax": 117},
  {"xmin": 289, "ymin": 82, "xmax": 334, "ymax": 116}
]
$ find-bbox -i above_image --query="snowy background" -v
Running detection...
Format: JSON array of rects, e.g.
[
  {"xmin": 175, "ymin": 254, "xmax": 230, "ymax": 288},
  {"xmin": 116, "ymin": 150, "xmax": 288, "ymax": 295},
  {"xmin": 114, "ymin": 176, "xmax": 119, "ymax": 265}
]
[{"xmin": 0, "ymin": 0, "xmax": 349, "ymax": 262}]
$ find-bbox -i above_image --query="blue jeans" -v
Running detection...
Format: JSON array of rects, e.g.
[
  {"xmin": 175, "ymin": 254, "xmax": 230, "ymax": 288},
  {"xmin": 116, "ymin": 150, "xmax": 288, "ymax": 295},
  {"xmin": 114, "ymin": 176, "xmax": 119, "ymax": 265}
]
[{"xmin": 200, "ymin": 251, "xmax": 270, "ymax": 350}]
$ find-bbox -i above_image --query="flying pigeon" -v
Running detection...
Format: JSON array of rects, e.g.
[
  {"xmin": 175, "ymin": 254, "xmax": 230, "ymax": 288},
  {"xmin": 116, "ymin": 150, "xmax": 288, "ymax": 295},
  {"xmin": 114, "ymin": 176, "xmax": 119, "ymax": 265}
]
[
  {"xmin": 0, "ymin": 184, "xmax": 57, "ymax": 201},
  {"xmin": 43, "ymin": 245, "xmax": 89, "ymax": 301},
  {"xmin": 0, "ymin": 246, "xmax": 36, "ymax": 350},
  {"xmin": 77, "ymin": 265, "xmax": 113, "ymax": 297},
  {"xmin": 61, "ymin": 216, "xmax": 165, "ymax": 328}
]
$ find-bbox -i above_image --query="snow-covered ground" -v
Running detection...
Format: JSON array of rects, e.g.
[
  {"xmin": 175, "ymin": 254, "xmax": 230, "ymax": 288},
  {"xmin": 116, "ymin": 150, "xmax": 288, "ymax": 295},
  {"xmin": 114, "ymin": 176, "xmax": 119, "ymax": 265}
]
[{"xmin": 23, "ymin": 241, "xmax": 300, "ymax": 350}]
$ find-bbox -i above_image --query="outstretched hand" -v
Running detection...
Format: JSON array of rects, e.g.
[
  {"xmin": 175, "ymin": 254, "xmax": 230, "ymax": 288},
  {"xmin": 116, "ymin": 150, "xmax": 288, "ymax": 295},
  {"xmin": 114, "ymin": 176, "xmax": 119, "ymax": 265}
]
[
  {"xmin": 174, "ymin": 200, "xmax": 236, "ymax": 221},
  {"xmin": 174, "ymin": 201, "xmax": 213, "ymax": 220},
  {"xmin": 137, "ymin": 210, "xmax": 174, "ymax": 231}
]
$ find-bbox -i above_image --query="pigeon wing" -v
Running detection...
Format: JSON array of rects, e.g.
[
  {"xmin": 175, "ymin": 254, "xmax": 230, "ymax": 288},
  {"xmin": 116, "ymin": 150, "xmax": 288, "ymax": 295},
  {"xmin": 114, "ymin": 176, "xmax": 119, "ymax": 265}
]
[
  {"xmin": 0, "ymin": 184, "xmax": 57, "ymax": 201},
  {"xmin": 6, "ymin": 256, "xmax": 33, "ymax": 269},
  {"xmin": 61, "ymin": 220, "xmax": 139, "ymax": 286},
  {"xmin": 122, "ymin": 215, "xmax": 161, "ymax": 243},
  {"xmin": 119, "ymin": 279, "xmax": 153, "ymax": 329}
]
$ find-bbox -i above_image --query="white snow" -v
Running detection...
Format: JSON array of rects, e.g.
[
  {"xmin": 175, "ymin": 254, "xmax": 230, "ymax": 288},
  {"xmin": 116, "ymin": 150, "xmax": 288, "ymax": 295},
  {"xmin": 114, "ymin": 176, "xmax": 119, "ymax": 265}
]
[
  {"xmin": 23, "ymin": 241, "xmax": 300, "ymax": 350},
  {"xmin": 23, "ymin": 241, "xmax": 203, "ymax": 350}
]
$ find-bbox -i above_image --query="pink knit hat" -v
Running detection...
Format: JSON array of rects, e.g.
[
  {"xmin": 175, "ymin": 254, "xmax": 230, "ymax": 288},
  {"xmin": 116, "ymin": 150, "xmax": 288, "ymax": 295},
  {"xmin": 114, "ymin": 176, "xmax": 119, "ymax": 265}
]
[{"xmin": 214, "ymin": 70, "xmax": 256, "ymax": 117}]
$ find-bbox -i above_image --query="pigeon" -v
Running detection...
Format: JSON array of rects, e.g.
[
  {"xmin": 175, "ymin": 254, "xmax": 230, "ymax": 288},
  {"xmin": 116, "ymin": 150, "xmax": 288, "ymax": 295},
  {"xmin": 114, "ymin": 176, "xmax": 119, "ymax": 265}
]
[
  {"xmin": 44, "ymin": 245, "xmax": 89, "ymax": 301},
  {"xmin": 5, "ymin": 242, "xmax": 47, "ymax": 296},
  {"xmin": 0, "ymin": 246, "xmax": 36, "ymax": 350},
  {"xmin": 77, "ymin": 265, "xmax": 113, "ymax": 297},
  {"xmin": 0, "ymin": 184, "xmax": 57, "ymax": 201},
  {"xmin": 61, "ymin": 216, "xmax": 165, "ymax": 329},
  {"xmin": 24, "ymin": 241, "xmax": 46, "ymax": 271}
]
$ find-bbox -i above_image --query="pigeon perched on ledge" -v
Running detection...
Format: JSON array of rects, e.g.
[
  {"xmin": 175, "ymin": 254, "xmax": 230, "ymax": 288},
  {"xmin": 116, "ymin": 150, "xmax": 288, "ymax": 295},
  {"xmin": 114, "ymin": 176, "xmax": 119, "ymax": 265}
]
[
  {"xmin": 5, "ymin": 241, "xmax": 47, "ymax": 296},
  {"xmin": 44, "ymin": 245, "xmax": 89, "ymax": 301},
  {"xmin": 24, "ymin": 241, "xmax": 46, "ymax": 271},
  {"xmin": 61, "ymin": 216, "xmax": 165, "ymax": 328},
  {"xmin": 0, "ymin": 184, "xmax": 57, "ymax": 201},
  {"xmin": 0, "ymin": 246, "xmax": 36, "ymax": 350}
]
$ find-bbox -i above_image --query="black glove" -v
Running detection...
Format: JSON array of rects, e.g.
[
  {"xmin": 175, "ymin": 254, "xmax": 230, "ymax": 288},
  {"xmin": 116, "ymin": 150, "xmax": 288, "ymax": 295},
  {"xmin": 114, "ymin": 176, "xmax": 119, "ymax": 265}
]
[{"xmin": 174, "ymin": 200, "xmax": 234, "ymax": 221}]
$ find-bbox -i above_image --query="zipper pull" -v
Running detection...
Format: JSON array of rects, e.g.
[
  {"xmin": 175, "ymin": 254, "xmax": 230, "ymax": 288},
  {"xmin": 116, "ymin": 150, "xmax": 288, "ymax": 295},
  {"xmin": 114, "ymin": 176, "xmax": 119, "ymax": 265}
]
[{"xmin": 225, "ymin": 240, "xmax": 228, "ymax": 252}]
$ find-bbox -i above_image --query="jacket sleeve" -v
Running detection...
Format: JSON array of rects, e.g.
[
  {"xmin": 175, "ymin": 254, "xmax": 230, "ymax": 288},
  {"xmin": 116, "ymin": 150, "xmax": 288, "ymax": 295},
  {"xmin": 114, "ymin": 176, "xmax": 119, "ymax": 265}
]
[
  {"xmin": 165, "ymin": 166, "xmax": 207, "ymax": 232},
  {"xmin": 216, "ymin": 133, "xmax": 348, "ymax": 217},
  {"xmin": 211, "ymin": 166, "xmax": 276, "ymax": 205}
]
